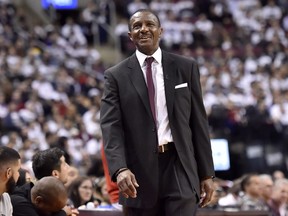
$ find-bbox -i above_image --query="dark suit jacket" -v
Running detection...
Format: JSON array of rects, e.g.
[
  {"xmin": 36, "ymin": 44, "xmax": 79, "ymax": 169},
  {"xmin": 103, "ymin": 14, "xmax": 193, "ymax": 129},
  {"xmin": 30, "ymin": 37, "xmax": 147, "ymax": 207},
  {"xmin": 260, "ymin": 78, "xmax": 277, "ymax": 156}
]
[{"xmin": 100, "ymin": 50, "xmax": 215, "ymax": 208}]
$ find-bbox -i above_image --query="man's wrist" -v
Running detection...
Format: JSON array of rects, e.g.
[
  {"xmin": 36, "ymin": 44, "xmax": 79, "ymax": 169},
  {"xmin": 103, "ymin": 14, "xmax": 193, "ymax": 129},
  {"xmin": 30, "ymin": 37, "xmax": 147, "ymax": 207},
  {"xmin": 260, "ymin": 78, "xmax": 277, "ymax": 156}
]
[
  {"xmin": 115, "ymin": 168, "xmax": 129, "ymax": 178},
  {"xmin": 202, "ymin": 176, "xmax": 215, "ymax": 181}
]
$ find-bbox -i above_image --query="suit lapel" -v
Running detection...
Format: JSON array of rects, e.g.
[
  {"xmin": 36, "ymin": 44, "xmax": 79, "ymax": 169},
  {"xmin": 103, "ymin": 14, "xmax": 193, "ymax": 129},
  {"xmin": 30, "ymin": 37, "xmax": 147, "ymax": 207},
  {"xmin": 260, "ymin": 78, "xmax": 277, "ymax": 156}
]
[
  {"xmin": 162, "ymin": 51, "xmax": 176, "ymax": 118},
  {"xmin": 128, "ymin": 54, "xmax": 154, "ymax": 121}
]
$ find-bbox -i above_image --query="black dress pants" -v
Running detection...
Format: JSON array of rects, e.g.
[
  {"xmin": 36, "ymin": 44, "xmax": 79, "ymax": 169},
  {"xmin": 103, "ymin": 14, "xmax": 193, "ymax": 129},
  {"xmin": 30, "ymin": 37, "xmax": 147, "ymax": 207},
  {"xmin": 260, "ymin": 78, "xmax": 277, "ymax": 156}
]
[{"xmin": 125, "ymin": 148, "xmax": 198, "ymax": 216}]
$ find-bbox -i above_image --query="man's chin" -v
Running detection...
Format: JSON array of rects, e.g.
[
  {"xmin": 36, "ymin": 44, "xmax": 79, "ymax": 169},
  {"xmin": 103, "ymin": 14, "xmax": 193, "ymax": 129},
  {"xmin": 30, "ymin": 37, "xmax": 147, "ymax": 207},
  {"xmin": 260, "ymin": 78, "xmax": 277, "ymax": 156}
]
[{"xmin": 137, "ymin": 44, "xmax": 154, "ymax": 54}]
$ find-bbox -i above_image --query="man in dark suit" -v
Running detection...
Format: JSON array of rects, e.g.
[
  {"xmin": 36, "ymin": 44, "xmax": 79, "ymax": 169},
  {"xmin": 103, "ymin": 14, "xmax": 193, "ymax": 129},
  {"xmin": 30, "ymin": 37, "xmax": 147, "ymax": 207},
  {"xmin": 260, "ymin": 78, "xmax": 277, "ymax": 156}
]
[{"xmin": 100, "ymin": 9, "xmax": 215, "ymax": 216}]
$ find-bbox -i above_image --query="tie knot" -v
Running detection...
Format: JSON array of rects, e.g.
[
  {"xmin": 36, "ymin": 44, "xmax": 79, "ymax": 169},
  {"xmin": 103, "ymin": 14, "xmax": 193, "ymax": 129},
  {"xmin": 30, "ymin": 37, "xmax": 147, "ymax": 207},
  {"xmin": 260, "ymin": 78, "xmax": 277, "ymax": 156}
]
[{"xmin": 145, "ymin": 57, "xmax": 154, "ymax": 66}]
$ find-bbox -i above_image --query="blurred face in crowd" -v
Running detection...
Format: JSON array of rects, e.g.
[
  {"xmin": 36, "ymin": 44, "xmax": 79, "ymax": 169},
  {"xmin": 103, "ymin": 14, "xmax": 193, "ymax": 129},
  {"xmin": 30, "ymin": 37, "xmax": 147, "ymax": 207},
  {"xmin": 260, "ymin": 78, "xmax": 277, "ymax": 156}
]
[
  {"xmin": 271, "ymin": 180, "xmax": 288, "ymax": 205},
  {"xmin": 128, "ymin": 10, "xmax": 163, "ymax": 56},
  {"xmin": 245, "ymin": 175, "xmax": 261, "ymax": 198},
  {"xmin": 78, "ymin": 179, "xmax": 94, "ymax": 204},
  {"xmin": 259, "ymin": 177, "xmax": 273, "ymax": 201}
]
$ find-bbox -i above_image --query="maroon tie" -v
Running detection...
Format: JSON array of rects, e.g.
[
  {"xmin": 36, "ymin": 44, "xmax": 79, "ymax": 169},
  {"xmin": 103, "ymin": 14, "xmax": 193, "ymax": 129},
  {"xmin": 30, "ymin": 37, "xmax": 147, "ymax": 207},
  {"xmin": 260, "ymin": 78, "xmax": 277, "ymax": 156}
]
[{"xmin": 145, "ymin": 57, "xmax": 156, "ymax": 121}]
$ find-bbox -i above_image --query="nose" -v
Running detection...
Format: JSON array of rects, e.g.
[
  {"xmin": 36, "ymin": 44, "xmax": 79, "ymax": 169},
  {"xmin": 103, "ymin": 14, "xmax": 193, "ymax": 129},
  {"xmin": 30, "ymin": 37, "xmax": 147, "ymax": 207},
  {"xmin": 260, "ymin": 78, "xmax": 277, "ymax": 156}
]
[{"xmin": 140, "ymin": 24, "xmax": 149, "ymax": 32}]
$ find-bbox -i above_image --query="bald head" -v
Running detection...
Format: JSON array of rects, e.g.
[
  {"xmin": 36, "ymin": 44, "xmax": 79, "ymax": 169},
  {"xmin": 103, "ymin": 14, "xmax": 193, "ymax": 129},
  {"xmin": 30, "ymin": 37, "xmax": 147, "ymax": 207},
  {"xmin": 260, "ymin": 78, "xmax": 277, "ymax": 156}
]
[{"xmin": 31, "ymin": 176, "xmax": 68, "ymax": 213}]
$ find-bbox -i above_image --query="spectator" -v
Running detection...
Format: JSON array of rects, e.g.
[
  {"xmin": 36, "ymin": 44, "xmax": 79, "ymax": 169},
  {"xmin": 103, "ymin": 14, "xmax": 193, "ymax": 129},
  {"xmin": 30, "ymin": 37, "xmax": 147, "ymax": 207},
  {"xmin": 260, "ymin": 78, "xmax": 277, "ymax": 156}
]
[
  {"xmin": 67, "ymin": 176, "xmax": 100, "ymax": 209},
  {"xmin": 11, "ymin": 176, "xmax": 68, "ymax": 216},
  {"xmin": 32, "ymin": 147, "xmax": 70, "ymax": 184},
  {"xmin": 31, "ymin": 147, "xmax": 79, "ymax": 216},
  {"xmin": 239, "ymin": 173, "xmax": 269, "ymax": 211},
  {"xmin": 16, "ymin": 168, "xmax": 32, "ymax": 187},
  {"xmin": 258, "ymin": 174, "xmax": 274, "ymax": 207},
  {"xmin": 267, "ymin": 178, "xmax": 288, "ymax": 216},
  {"xmin": 0, "ymin": 146, "xmax": 21, "ymax": 216}
]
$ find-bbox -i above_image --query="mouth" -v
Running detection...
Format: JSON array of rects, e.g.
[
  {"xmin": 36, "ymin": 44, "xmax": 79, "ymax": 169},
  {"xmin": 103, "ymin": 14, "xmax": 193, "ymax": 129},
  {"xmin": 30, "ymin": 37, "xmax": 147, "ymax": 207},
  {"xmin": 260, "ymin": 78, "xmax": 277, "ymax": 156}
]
[
  {"xmin": 139, "ymin": 37, "xmax": 152, "ymax": 43},
  {"xmin": 139, "ymin": 35, "xmax": 151, "ymax": 40}
]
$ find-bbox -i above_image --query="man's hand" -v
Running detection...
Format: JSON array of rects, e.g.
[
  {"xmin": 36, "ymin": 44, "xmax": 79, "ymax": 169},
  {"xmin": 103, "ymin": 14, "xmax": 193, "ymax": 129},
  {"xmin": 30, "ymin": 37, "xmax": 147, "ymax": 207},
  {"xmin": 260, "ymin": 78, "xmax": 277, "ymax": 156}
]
[
  {"xmin": 117, "ymin": 169, "xmax": 139, "ymax": 198},
  {"xmin": 199, "ymin": 178, "xmax": 214, "ymax": 208}
]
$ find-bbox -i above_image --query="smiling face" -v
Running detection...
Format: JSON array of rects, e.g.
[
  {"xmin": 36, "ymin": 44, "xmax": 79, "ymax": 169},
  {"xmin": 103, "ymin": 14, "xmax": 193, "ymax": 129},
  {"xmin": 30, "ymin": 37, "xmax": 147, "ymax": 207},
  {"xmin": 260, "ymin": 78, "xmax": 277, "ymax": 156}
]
[{"xmin": 128, "ymin": 10, "xmax": 163, "ymax": 56}]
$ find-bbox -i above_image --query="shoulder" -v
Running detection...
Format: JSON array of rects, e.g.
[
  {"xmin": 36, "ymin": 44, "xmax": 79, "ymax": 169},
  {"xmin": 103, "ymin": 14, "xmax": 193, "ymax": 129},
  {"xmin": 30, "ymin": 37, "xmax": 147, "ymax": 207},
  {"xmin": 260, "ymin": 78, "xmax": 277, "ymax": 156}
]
[
  {"xmin": 162, "ymin": 50, "xmax": 197, "ymax": 65},
  {"xmin": 10, "ymin": 194, "xmax": 29, "ymax": 205},
  {"xmin": 105, "ymin": 55, "xmax": 135, "ymax": 74},
  {"xmin": 0, "ymin": 193, "xmax": 12, "ymax": 215},
  {"xmin": 1, "ymin": 193, "xmax": 12, "ymax": 204},
  {"xmin": 13, "ymin": 182, "xmax": 34, "ymax": 197}
]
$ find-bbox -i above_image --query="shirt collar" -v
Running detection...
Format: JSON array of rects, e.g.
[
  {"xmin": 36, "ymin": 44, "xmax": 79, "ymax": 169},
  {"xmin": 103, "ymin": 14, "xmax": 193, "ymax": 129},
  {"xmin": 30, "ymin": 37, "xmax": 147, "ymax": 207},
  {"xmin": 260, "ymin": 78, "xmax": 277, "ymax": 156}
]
[{"xmin": 136, "ymin": 48, "xmax": 162, "ymax": 67}]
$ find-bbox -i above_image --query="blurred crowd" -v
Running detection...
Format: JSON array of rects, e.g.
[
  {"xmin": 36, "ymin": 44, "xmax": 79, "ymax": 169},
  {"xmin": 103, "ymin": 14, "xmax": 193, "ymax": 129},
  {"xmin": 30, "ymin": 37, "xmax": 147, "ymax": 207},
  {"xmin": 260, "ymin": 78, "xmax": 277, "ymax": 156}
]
[
  {"xmin": 207, "ymin": 170, "xmax": 288, "ymax": 215},
  {"xmin": 0, "ymin": 0, "xmax": 288, "ymax": 211}
]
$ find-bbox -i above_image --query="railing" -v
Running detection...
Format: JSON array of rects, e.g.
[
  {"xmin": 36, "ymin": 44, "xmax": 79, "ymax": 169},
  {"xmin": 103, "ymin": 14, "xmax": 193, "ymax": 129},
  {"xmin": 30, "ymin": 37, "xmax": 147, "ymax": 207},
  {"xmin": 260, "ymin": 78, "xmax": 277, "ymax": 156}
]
[{"xmin": 78, "ymin": 209, "xmax": 271, "ymax": 216}]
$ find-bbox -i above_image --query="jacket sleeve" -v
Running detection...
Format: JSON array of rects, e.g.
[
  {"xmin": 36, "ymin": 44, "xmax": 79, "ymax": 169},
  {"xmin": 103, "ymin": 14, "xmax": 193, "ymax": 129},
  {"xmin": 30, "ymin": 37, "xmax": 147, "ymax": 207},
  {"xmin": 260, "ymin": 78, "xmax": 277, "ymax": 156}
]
[
  {"xmin": 52, "ymin": 210, "xmax": 66, "ymax": 216},
  {"xmin": 190, "ymin": 61, "xmax": 215, "ymax": 179},
  {"xmin": 11, "ymin": 195, "xmax": 39, "ymax": 216},
  {"xmin": 100, "ymin": 69, "xmax": 127, "ymax": 181}
]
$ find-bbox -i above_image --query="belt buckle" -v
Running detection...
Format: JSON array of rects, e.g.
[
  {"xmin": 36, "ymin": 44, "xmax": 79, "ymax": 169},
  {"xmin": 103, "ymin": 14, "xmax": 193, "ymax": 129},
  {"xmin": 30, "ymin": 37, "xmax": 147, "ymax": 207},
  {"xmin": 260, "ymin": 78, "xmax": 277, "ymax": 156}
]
[{"xmin": 159, "ymin": 145, "xmax": 165, "ymax": 153}]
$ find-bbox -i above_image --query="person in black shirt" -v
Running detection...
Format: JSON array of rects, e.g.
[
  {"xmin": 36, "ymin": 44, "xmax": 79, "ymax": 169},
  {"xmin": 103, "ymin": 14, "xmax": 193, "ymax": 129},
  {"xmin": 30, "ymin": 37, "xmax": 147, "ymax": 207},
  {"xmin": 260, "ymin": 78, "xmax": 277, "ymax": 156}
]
[{"xmin": 11, "ymin": 176, "xmax": 68, "ymax": 216}]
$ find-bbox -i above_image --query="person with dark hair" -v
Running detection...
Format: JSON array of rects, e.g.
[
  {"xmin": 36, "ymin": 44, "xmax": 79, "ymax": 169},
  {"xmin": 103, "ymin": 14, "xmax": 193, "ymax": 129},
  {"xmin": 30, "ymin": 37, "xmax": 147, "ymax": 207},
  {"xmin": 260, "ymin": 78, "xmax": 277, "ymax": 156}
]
[
  {"xmin": 11, "ymin": 176, "xmax": 68, "ymax": 216},
  {"xmin": 67, "ymin": 176, "xmax": 100, "ymax": 209},
  {"xmin": 100, "ymin": 8, "xmax": 215, "ymax": 216},
  {"xmin": 0, "ymin": 146, "xmax": 21, "ymax": 216},
  {"xmin": 11, "ymin": 147, "xmax": 78, "ymax": 216},
  {"xmin": 16, "ymin": 168, "xmax": 32, "ymax": 187},
  {"xmin": 32, "ymin": 147, "xmax": 70, "ymax": 184},
  {"xmin": 239, "ymin": 173, "xmax": 268, "ymax": 211},
  {"xmin": 31, "ymin": 147, "xmax": 78, "ymax": 215}
]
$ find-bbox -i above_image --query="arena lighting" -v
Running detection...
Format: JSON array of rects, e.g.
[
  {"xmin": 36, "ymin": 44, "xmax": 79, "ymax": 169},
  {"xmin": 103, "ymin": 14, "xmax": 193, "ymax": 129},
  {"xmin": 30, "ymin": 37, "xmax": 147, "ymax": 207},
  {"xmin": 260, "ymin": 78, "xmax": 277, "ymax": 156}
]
[
  {"xmin": 41, "ymin": 0, "xmax": 78, "ymax": 10},
  {"xmin": 210, "ymin": 138, "xmax": 231, "ymax": 171}
]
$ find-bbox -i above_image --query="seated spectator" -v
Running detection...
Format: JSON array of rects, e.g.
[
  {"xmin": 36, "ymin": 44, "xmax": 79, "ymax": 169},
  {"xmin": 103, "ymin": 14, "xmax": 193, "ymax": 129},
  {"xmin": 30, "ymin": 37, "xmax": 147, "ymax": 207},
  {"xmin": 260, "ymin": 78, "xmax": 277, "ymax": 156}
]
[
  {"xmin": 258, "ymin": 174, "xmax": 274, "ymax": 205},
  {"xmin": 267, "ymin": 178, "xmax": 288, "ymax": 216},
  {"xmin": 272, "ymin": 170, "xmax": 285, "ymax": 181},
  {"xmin": 16, "ymin": 168, "xmax": 33, "ymax": 187},
  {"xmin": 11, "ymin": 176, "xmax": 68, "ymax": 216},
  {"xmin": 32, "ymin": 147, "xmax": 70, "ymax": 184},
  {"xmin": 31, "ymin": 147, "xmax": 78, "ymax": 216},
  {"xmin": 0, "ymin": 146, "xmax": 21, "ymax": 216},
  {"xmin": 239, "ymin": 173, "xmax": 269, "ymax": 211},
  {"xmin": 67, "ymin": 176, "xmax": 100, "ymax": 209}
]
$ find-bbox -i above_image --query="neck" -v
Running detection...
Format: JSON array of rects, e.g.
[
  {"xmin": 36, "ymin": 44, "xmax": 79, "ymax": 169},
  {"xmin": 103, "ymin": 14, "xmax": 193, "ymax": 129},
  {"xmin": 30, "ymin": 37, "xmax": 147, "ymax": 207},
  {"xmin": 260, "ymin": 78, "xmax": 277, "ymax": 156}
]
[{"xmin": 0, "ymin": 185, "xmax": 5, "ymax": 196}]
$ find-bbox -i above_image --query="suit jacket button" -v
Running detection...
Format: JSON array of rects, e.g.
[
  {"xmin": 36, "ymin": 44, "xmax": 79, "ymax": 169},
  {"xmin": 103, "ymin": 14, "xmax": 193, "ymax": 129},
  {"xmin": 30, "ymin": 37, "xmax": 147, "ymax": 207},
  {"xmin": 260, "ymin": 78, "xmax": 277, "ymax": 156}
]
[{"xmin": 152, "ymin": 128, "xmax": 156, "ymax": 132}]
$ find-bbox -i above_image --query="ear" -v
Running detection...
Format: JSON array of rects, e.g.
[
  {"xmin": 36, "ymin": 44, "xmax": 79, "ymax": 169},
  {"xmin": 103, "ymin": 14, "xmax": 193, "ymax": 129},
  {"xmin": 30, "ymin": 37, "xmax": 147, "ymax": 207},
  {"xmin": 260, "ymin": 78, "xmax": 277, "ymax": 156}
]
[
  {"xmin": 6, "ymin": 168, "xmax": 12, "ymax": 180},
  {"xmin": 128, "ymin": 31, "xmax": 133, "ymax": 41},
  {"xmin": 33, "ymin": 196, "xmax": 44, "ymax": 207},
  {"xmin": 51, "ymin": 170, "xmax": 59, "ymax": 178},
  {"xmin": 158, "ymin": 27, "xmax": 163, "ymax": 39}
]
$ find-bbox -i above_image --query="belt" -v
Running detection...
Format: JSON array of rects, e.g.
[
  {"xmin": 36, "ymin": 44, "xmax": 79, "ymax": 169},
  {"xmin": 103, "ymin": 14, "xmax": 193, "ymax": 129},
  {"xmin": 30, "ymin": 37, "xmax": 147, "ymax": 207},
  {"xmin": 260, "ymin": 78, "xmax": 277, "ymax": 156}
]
[{"xmin": 158, "ymin": 142, "xmax": 175, "ymax": 153}]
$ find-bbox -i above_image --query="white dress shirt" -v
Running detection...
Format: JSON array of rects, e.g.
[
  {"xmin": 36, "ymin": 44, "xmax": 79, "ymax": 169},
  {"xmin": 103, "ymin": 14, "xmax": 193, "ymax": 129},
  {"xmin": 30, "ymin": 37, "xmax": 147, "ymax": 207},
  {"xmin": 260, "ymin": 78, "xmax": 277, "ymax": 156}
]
[{"xmin": 136, "ymin": 48, "xmax": 173, "ymax": 145}]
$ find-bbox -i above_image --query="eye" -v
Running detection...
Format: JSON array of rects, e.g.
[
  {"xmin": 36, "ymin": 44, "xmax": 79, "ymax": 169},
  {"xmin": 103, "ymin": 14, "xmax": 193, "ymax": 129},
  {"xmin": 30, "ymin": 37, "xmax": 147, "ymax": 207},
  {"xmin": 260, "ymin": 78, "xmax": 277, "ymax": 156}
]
[{"xmin": 133, "ymin": 24, "xmax": 141, "ymax": 30}]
